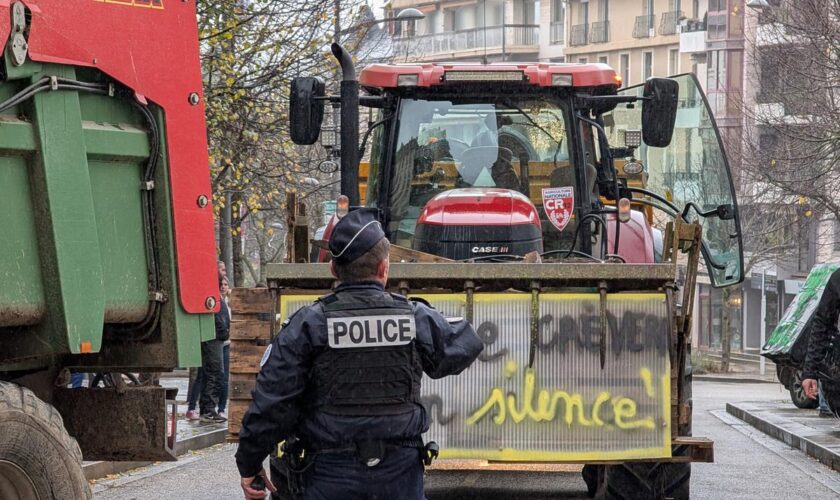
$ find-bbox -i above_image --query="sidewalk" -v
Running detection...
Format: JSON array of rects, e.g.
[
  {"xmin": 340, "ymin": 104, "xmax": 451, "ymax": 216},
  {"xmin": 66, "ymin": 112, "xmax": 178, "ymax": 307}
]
[
  {"xmin": 693, "ymin": 351, "xmax": 779, "ymax": 384},
  {"xmin": 727, "ymin": 400, "xmax": 840, "ymax": 472}
]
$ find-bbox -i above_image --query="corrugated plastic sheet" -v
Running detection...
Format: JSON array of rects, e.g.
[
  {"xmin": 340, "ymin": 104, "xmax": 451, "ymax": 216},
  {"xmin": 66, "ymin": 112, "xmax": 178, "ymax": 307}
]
[{"xmin": 278, "ymin": 292, "xmax": 671, "ymax": 461}]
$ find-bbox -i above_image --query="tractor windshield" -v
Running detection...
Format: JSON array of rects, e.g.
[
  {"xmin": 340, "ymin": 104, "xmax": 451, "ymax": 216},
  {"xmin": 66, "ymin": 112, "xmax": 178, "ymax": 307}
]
[
  {"xmin": 604, "ymin": 73, "xmax": 744, "ymax": 287},
  {"xmin": 376, "ymin": 96, "xmax": 584, "ymax": 252}
]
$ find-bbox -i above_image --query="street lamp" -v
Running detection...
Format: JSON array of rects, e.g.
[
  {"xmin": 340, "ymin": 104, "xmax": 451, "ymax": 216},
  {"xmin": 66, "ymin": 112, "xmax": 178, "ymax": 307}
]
[
  {"xmin": 746, "ymin": 0, "xmax": 770, "ymax": 9},
  {"xmin": 394, "ymin": 8, "xmax": 425, "ymax": 22}
]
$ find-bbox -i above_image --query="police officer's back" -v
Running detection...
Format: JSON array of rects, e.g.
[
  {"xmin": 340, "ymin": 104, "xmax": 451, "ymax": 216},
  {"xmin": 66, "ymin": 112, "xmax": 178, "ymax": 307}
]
[{"xmin": 236, "ymin": 209, "xmax": 483, "ymax": 499}]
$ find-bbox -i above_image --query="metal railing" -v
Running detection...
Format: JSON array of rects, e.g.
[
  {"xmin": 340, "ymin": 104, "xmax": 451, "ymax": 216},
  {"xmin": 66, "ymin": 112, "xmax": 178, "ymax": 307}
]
[
  {"xmin": 633, "ymin": 15, "xmax": 656, "ymax": 38},
  {"xmin": 570, "ymin": 23, "xmax": 588, "ymax": 46},
  {"xmin": 550, "ymin": 20, "xmax": 565, "ymax": 45},
  {"xmin": 659, "ymin": 10, "xmax": 683, "ymax": 35},
  {"xmin": 393, "ymin": 25, "xmax": 539, "ymax": 57},
  {"xmin": 504, "ymin": 24, "xmax": 540, "ymax": 46},
  {"xmin": 590, "ymin": 20, "xmax": 609, "ymax": 43},
  {"xmin": 681, "ymin": 18, "xmax": 706, "ymax": 33}
]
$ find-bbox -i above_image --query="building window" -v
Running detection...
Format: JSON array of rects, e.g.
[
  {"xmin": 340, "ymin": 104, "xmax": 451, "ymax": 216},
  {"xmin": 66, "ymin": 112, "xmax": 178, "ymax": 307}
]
[
  {"xmin": 599, "ymin": 0, "xmax": 609, "ymax": 21},
  {"xmin": 620, "ymin": 53, "xmax": 630, "ymax": 85},
  {"xmin": 550, "ymin": 0, "xmax": 565, "ymax": 44},
  {"xmin": 579, "ymin": 57, "xmax": 589, "ymax": 64},
  {"xmin": 599, "ymin": 55, "xmax": 608, "ymax": 65},
  {"xmin": 692, "ymin": 0, "xmax": 700, "ymax": 18},
  {"xmin": 552, "ymin": 0, "xmax": 565, "ymax": 22},
  {"xmin": 668, "ymin": 48, "xmax": 679, "ymax": 75},
  {"xmin": 833, "ymin": 219, "xmax": 840, "ymax": 251},
  {"xmin": 642, "ymin": 51, "xmax": 653, "ymax": 80},
  {"xmin": 519, "ymin": 0, "xmax": 538, "ymax": 24}
]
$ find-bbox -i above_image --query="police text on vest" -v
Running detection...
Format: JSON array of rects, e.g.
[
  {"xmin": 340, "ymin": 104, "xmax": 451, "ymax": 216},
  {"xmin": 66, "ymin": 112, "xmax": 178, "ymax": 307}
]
[{"xmin": 327, "ymin": 315, "xmax": 416, "ymax": 348}]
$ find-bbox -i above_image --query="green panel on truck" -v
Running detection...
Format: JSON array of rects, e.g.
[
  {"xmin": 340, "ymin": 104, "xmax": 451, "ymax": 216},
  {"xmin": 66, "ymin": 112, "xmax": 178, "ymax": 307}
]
[{"xmin": 0, "ymin": 59, "xmax": 207, "ymax": 370}]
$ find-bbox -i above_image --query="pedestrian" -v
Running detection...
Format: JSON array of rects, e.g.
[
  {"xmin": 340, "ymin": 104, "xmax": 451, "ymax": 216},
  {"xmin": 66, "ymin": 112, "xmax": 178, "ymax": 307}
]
[
  {"xmin": 235, "ymin": 208, "xmax": 483, "ymax": 500},
  {"xmin": 187, "ymin": 274, "xmax": 232, "ymax": 421},
  {"xmin": 198, "ymin": 274, "xmax": 229, "ymax": 423},
  {"xmin": 185, "ymin": 366, "xmax": 203, "ymax": 421},
  {"xmin": 218, "ymin": 276, "xmax": 232, "ymax": 418},
  {"xmin": 802, "ymin": 268, "xmax": 840, "ymax": 414}
]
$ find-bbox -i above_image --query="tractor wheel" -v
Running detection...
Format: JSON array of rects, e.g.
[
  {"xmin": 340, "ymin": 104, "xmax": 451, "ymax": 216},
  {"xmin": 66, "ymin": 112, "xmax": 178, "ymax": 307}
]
[
  {"xmin": 789, "ymin": 370, "xmax": 819, "ymax": 409},
  {"xmin": 582, "ymin": 464, "xmax": 604, "ymax": 498},
  {"xmin": 0, "ymin": 381, "xmax": 91, "ymax": 500},
  {"xmin": 603, "ymin": 462, "xmax": 690, "ymax": 500}
]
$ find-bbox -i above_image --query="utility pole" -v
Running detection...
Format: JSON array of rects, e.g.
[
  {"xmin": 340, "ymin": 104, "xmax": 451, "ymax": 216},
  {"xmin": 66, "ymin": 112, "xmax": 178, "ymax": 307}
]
[
  {"xmin": 760, "ymin": 270, "xmax": 767, "ymax": 375},
  {"xmin": 334, "ymin": 0, "xmax": 341, "ymax": 42},
  {"xmin": 220, "ymin": 187, "xmax": 233, "ymax": 285}
]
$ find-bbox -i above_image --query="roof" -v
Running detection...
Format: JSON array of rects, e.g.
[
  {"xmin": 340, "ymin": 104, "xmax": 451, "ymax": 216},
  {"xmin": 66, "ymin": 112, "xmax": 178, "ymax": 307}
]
[{"xmin": 359, "ymin": 62, "xmax": 621, "ymax": 89}]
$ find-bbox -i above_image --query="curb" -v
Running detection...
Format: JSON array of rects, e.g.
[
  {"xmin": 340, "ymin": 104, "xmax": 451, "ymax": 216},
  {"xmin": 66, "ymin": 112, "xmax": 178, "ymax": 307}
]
[
  {"xmin": 695, "ymin": 375, "xmax": 778, "ymax": 384},
  {"xmin": 726, "ymin": 402, "xmax": 840, "ymax": 472},
  {"xmin": 83, "ymin": 427, "xmax": 228, "ymax": 480}
]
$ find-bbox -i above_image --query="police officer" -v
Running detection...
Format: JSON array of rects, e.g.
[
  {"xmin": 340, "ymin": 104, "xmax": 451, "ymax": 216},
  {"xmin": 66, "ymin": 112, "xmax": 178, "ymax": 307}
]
[{"xmin": 235, "ymin": 208, "xmax": 483, "ymax": 500}]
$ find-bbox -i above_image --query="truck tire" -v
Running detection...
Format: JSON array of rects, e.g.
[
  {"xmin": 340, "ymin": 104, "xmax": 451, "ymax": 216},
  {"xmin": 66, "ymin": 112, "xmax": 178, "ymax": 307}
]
[
  {"xmin": 0, "ymin": 381, "xmax": 91, "ymax": 500},
  {"xmin": 789, "ymin": 370, "xmax": 819, "ymax": 409},
  {"xmin": 603, "ymin": 462, "xmax": 690, "ymax": 500}
]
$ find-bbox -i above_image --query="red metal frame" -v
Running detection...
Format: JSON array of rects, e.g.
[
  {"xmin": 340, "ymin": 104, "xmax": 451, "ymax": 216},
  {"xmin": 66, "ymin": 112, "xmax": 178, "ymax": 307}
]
[
  {"xmin": 1, "ymin": 0, "xmax": 218, "ymax": 313},
  {"xmin": 359, "ymin": 62, "xmax": 620, "ymax": 89}
]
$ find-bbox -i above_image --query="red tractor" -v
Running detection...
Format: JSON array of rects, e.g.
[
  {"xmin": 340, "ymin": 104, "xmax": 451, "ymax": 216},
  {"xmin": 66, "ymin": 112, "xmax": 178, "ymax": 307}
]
[{"xmin": 266, "ymin": 44, "xmax": 744, "ymax": 498}]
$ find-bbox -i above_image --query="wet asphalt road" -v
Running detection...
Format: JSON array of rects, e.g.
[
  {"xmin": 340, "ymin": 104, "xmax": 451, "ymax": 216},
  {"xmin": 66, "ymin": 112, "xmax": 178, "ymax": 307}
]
[{"xmin": 93, "ymin": 381, "xmax": 840, "ymax": 500}]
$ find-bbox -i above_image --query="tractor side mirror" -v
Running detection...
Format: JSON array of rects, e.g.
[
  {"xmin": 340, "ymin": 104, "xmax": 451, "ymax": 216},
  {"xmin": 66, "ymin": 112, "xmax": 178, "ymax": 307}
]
[
  {"xmin": 641, "ymin": 77, "xmax": 678, "ymax": 148},
  {"xmin": 290, "ymin": 77, "xmax": 326, "ymax": 145}
]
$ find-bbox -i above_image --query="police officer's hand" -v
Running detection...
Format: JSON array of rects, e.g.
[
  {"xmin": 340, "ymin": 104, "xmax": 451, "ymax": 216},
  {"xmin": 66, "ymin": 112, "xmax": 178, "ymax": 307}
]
[
  {"xmin": 803, "ymin": 378, "xmax": 819, "ymax": 400},
  {"xmin": 241, "ymin": 468, "xmax": 276, "ymax": 499}
]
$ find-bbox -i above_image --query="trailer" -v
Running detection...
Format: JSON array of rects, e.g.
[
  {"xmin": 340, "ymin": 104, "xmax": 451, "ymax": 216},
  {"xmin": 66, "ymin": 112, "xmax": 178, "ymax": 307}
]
[{"xmin": 0, "ymin": 1, "xmax": 217, "ymax": 498}]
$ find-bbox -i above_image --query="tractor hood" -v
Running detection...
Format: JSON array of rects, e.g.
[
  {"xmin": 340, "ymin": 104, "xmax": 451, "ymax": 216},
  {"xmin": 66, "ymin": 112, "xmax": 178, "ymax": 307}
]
[
  {"xmin": 417, "ymin": 188, "xmax": 542, "ymax": 228},
  {"xmin": 413, "ymin": 188, "xmax": 542, "ymax": 260}
]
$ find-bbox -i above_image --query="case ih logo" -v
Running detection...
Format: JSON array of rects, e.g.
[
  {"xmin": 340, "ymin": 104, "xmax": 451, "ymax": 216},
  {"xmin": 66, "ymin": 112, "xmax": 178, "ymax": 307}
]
[
  {"xmin": 472, "ymin": 246, "xmax": 509, "ymax": 254},
  {"xmin": 94, "ymin": 0, "xmax": 164, "ymax": 9}
]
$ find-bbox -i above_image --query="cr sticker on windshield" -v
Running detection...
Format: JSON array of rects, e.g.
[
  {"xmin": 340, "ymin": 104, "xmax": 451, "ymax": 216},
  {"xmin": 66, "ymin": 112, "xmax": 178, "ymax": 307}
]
[{"xmin": 543, "ymin": 187, "xmax": 574, "ymax": 232}]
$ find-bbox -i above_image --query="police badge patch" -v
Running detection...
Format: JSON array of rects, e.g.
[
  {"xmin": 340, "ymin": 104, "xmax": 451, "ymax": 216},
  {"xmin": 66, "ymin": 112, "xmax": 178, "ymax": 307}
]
[
  {"xmin": 327, "ymin": 315, "xmax": 417, "ymax": 349},
  {"xmin": 259, "ymin": 344, "xmax": 273, "ymax": 367}
]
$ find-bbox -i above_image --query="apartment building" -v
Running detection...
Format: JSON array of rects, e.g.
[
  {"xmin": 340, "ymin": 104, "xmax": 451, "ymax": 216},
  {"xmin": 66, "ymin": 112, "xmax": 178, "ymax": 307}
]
[
  {"xmin": 563, "ymin": 1, "xmax": 710, "ymax": 87},
  {"xmin": 387, "ymin": 0, "xmax": 566, "ymax": 62}
]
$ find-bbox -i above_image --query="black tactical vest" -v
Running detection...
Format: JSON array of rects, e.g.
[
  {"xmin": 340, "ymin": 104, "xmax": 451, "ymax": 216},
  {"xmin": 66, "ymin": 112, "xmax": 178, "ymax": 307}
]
[{"xmin": 310, "ymin": 290, "xmax": 423, "ymax": 416}]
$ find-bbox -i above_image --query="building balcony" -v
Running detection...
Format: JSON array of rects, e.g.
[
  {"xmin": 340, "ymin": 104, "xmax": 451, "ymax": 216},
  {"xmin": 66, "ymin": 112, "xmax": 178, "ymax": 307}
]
[
  {"xmin": 569, "ymin": 23, "xmax": 588, "ymax": 46},
  {"xmin": 590, "ymin": 20, "xmax": 609, "ymax": 43},
  {"xmin": 679, "ymin": 29, "xmax": 706, "ymax": 53},
  {"xmin": 393, "ymin": 25, "xmax": 539, "ymax": 61},
  {"xmin": 550, "ymin": 20, "xmax": 565, "ymax": 45},
  {"xmin": 633, "ymin": 15, "xmax": 656, "ymax": 38},
  {"xmin": 659, "ymin": 10, "xmax": 683, "ymax": 36}
]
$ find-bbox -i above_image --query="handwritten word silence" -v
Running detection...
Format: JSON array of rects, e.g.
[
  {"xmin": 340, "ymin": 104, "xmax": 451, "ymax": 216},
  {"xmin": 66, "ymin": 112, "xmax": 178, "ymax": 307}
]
[{"xmin": 465, "ymin": 366, "xmax": 666, "ymax": 431}]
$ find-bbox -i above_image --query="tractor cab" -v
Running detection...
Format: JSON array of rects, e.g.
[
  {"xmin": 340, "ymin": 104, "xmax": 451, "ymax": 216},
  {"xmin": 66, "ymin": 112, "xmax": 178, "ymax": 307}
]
[{"xmin": 291, "ymin": 49, "xmax": 743, "ymax": 288}]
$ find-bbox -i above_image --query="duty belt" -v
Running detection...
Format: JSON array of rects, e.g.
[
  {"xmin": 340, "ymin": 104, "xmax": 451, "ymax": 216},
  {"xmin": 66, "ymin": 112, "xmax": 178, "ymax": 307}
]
[{"xmin": 308, "ymin": 437, "xmax": 437, "ymax": 467}]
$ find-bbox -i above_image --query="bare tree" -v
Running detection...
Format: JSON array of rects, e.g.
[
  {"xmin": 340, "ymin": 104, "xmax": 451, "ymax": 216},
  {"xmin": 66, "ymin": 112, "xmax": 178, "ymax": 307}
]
[
  {"xmin": 740, "ymin": 0, "xmax": 840, "ymax": 233},
  {"xmin": 195, "ymin": 0, "xmax": 378, "ymax": 285}
]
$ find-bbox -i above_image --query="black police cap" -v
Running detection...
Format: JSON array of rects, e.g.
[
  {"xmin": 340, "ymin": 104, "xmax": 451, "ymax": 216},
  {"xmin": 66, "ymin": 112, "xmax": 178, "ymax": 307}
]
[{"xmin": 328, "ymin": 208, "xmax": 385, "ymax": 264}]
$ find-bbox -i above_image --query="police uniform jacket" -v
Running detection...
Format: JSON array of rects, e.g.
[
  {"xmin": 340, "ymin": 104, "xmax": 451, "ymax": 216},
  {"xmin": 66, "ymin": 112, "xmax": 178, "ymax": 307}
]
[{"xmin": 234, "ymin": 281, "xmax": 483, "ymax": 478}]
